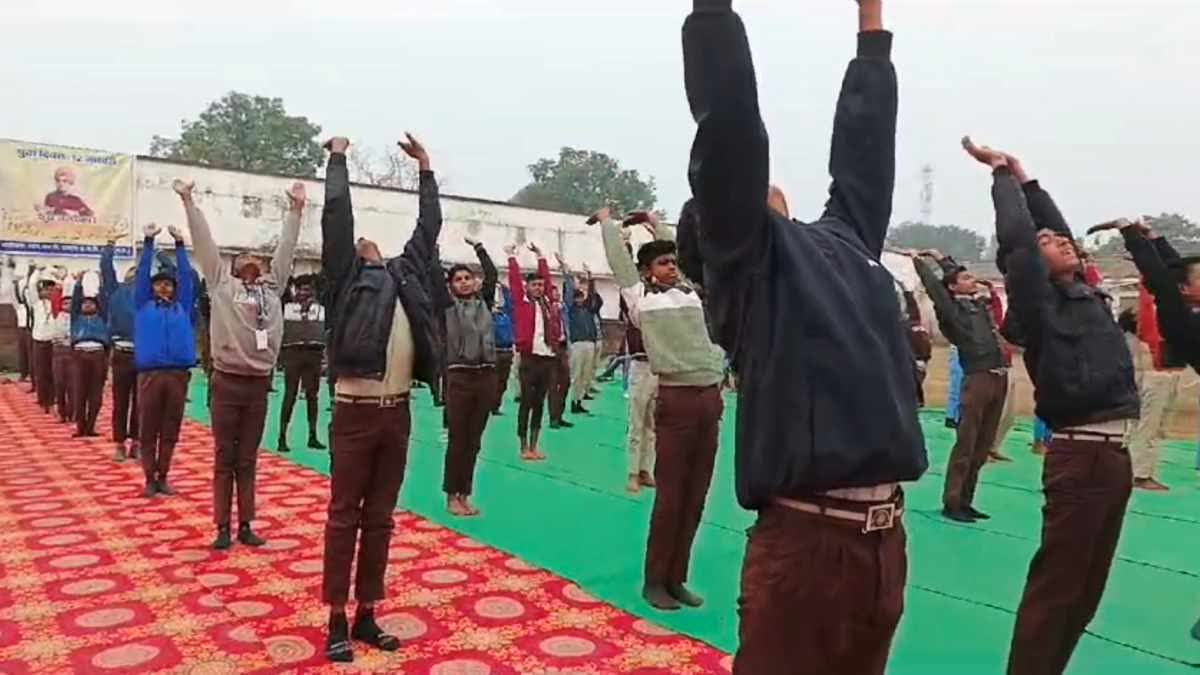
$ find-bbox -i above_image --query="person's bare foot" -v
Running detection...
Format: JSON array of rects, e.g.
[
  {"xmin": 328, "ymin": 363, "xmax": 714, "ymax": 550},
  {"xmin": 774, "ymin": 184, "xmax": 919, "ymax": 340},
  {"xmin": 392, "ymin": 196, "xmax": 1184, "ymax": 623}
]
[
  {"xmin": 461, "ymin": 497, "xmax": 480, "ymax": 517},
  {"xmin": 626, "ymin": 474, "xmax": 641, "ymax": 494},
  {"xmin": 519, "ymin": 450, "xmax": 539, "ymax": 462},
  {"xmin": 448, "ymin": 495, "xmax": 469, "ymax": 516},
  {"xmin": 1133, "ymin": 477, "xmax": 1170, "ymax": 492},
  {"xmin": 638, "ymin": 471, "xmax": 656, "ymax": 488}
]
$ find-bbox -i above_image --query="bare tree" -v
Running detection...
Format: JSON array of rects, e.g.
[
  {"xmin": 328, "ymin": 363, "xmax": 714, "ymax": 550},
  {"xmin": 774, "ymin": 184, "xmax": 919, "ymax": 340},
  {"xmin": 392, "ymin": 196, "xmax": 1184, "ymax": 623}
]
[{"xmin": 347, "ymin": 145, "xmax": 449, "ymax": 191}]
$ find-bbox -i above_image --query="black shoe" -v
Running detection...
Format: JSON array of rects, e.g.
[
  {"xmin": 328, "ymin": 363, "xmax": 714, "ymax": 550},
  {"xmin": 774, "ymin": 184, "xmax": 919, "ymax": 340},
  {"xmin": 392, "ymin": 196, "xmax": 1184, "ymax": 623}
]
[
  {"xmin": 308, "ymin": 435, "xmax": 326, "ymax": 450},
  {"xmin": 326, "ymin": 613, "xmax": 354, "ymax": 663},
  {"xmin": 667, "ymin": 583, "xmax": 704, "ymax": 608},
  {"xmin": 942, "ymin": 508, "xmax": 976, "ymax": 524},
  {"xmin": 212, "ymin": 525, "xmax": 232, "ymax": 550},
  {"xmin": 642, "ymin": 583, "xmax": 681, "ymax": 611},
  {"xmin": 583, "ymin": 394, "xmax": 595, "ymax": 401},
  {"xmin": 351, "ymin": 607, "xmax": 401, "ymax": 652},
  {"xmin": 237, "ymin": 523, "xmax": 265, "ymax": 547},
  {"xmin": 142, "ymin": 482, "xmax": 157, "ymax": 499},
  {"xmin": 551, "ymin": 419, "xmax": 574, "ymax": 429},
  {"xmin": 156, "ymin": 480, "xmax": 175, "ymax": 496},
  {"xmin": 491, "ymin": 409, "xmax": 504, "ymax": 417},
  {"xmin": 278, "ymin": 439, "xmax": 291, "ymax": 454},
  {"xmin": 570, "ymin": 402, "xmax": 590, "ymax": 415},
  {"xmin": 944, "ymin": 418, "xmax": 959, "ymax": 429},
  {"xmin": 967, "ymin": 507, "xmax": 991, "ymax": 521}
]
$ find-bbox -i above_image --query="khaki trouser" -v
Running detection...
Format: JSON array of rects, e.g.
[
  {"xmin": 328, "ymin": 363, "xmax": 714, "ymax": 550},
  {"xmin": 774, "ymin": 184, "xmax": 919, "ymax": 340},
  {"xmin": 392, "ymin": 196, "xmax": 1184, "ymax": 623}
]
[
  {"xmin": 569, "ymin": 341, "xmax": 596, "ymax": 404},
  {"xmin": 991, "ymin": 372, "xmax": 1019, "ymax": 455},
  {"xmin": 627, "ymin": 359, "xmax": 657, "ymax": 475},
  {"xmin": 1126, "ymin": 369, "xmax": 1181, "ymax": 479}
]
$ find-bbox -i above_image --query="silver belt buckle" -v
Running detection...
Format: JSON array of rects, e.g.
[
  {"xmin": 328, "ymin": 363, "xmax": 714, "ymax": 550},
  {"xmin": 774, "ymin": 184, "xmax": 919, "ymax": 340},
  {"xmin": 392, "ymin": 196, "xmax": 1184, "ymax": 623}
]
[
  {"xmin": 380, "ymin": 396, "xmax": 399, "ymax": 408},
  {"xmin": 863, "ymin": 503, "xmax": 897, "ymax": 533}
]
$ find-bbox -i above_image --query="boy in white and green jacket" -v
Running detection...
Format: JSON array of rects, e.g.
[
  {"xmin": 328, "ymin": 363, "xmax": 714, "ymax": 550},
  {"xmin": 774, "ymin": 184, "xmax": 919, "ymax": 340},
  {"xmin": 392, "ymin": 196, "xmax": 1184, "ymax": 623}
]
[{"xmin": 599, "ymin": 208, "xmax": 724, "ymax": 612}]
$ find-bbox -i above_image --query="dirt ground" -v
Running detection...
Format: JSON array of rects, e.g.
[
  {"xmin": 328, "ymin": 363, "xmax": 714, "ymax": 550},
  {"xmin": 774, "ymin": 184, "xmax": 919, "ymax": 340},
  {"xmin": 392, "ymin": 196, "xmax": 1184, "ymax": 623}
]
[{"xmin": 923, "ymin": 344, "xmax": 1200, "ymax": 441}]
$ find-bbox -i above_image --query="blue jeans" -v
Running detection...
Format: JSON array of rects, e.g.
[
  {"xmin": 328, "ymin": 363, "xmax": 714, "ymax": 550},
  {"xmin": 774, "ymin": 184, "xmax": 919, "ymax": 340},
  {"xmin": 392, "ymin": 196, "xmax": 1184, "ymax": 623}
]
[{"xmin": 946, "ymin": 347, "xmax": 963, "ymax": 424}]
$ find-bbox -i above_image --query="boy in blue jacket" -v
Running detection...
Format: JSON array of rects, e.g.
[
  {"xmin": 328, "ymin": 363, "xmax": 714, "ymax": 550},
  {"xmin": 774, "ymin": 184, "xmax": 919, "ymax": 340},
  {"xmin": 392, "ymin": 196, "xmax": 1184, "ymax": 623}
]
[
  {"xmin": 134, "ymin": 223, "xmax": 196, "ymax": 498},
  {"xmin": 101, "ymin": 241, "xmax": 140, "ymax": 461},
  {"xmin": 69, "ymin": 271, "xmax": 112, "ymax": 438}
]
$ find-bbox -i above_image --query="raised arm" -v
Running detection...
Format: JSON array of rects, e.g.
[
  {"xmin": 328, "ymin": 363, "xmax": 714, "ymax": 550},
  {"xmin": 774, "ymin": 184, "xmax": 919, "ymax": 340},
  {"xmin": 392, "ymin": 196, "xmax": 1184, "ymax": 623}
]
[
  {"xmin": 1122, "ymin": 224, "xmax": 1191, "ymax": 345},
  {"xmin": 321, "ymin": 139, "xmax": 355, "ymax": 313},
  {"xmin": 394, "ymin": 134, "xmax": 444, "ymax": 287},
  {"xmin": 992, "ymin": 167, "xmax": 1048, "ymax": 344},
  {"xmin": 172, "ymin": 179, "xmax": 222, "ymax": 286},
  {"xmin": 506, "ymin": 246, "xmax": 528, "ymax": 313},
  {"xmin": 913, "ymin": 255, "xmax": 956, "ymax": 319},
  {"xmin": 135, "ymin": 226, "xmax": 159, "ymax": 307},
  {"xmin": 272, "ymin": 182, "xmax": 305, "ymax": 296},
  {"xmin": 172, "ymin": 227, "xmax": 195, "ymax": 311},
  {"xmin": 0, "ymin": 257, "xmax": 14, "ymax": 306},
  {"xmin": 601, "ymin": 220, "xmax": 641, "ymax": 289},
  {"xmin": 683, "ymin": 0, "xmax": 770, "ymax": 272},
  {"xmin": 821, "ymin": 2, "xmax": 898, "ymax": 257},
  {"xmin": 472, "ymin": 239, "xmax": 499, "ymax": 310},
  {"xmin": 70, "ymin": 274, "xmax": 83, "ymax": 317},
  {"xmin": 99, "ymin": 241, "xmax": 118, "ymax": 302},
  {"xmin": 586, "ymin": 274, "xmax": 602, "ymax": 314}
]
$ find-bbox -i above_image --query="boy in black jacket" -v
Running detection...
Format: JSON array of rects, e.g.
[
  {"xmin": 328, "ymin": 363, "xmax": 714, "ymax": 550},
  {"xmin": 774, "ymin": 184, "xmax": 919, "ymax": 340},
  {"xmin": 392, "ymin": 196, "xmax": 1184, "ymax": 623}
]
[
  {"xmin": 963, "ymin": 138, "xmax": 1138, "ymax": 675},
  {"xmin": 682, "ymin": 0, "xmax": 927, "ymax": 672}
]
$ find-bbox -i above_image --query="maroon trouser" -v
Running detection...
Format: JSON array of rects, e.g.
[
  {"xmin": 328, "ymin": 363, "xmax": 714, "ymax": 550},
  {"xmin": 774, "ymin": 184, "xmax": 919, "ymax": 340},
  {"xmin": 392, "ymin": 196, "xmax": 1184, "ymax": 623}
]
[
  {"xmin": 210, "ymin": 370, "xmax": 271, "ymax": 527},
  {"xmin": 735, "ymin": 502, "xmax": 907, "ymax": 675},
  {"xmin": 517, "ymin": 355, "xmax": 555, "ymax": 444},
  {"xmin": 1007, "ymin": 438, "xmax": 1132, "ymax": 675},
  {"xmin": 110, "ymin": 348, "xmax": 139, "ymax": 444},
  {"xmin": 943, "ymin": 370, "xmax": 1007, "ymax": 511},
  {"xmin": 644, "ymin": 384, "xmax": 723, "ymax": 586},
  {"xmin": 17, "ymin": 327, "xmax": 32, "ymax": 382},
  {"xmin": 33, "ymin": 340, "xmax": 54, "ymax": 410},
  {"xmin": 71, "ymin": 348, "xmax": 108, "ymax": 436},
  {"xmin": 548, "ymin": 348, "xmax": 569, "ymax": 423},
  {"xmin": 137, "ymin": 370, "xmax": 189, "ymax": 484},
  {"xmin": 493, "ymin": 349, "xmax": 514, "ymax": 413},
  {"xmin": 322, "ymin": 399, "xmax": 411, "ymax": 606},
  {"xmin": 444, "ymin": 368, "xmax": 497, "ymax": 496},
  {"xmin": 51, "ymin": 344, "xmax": 73, "ymax": 421},
  {"xmin": 279, "ymin": 347, "xmax": 324, "ymax": 440}
]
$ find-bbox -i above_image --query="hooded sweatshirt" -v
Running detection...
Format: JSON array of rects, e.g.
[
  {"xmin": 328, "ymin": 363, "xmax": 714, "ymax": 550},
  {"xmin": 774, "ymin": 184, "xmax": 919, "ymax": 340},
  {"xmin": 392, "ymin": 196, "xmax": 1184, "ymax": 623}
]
[{"xmin": 186, "ymin": 198, "xmax": 300, "ymax": 377}]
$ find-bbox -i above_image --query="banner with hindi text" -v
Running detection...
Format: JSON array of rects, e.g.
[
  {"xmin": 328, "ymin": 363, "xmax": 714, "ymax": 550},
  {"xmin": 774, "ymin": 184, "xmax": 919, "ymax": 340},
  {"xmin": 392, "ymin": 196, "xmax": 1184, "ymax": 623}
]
[{"xmin": 0, "ymin": 139, "xmax": 134, "ymax": 257}]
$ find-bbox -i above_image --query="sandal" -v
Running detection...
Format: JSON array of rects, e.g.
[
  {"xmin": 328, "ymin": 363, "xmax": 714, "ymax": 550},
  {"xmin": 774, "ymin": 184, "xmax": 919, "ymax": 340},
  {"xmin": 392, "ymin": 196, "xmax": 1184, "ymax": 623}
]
[
  {"xmin": 326, "ymin": 614, "xmax": 354, "ymax": 663},
  {"xmin": 352, "ymin": 612, "xmax": 401, "ymax": 652}
]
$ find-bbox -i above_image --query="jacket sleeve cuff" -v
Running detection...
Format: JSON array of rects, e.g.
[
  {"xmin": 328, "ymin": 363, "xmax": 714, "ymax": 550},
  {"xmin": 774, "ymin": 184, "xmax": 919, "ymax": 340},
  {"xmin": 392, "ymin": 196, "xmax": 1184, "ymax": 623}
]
[
  {"xmin": 1021, "ymin": 178, "xmax": 1039, "ymax": 194},
  {"xmin": 693, "ymin": 0, "xmax": 731, "ymax": 12},
  {"xmin": 858, "ymin": 31, "xmax": 893, "ymax": 60}
]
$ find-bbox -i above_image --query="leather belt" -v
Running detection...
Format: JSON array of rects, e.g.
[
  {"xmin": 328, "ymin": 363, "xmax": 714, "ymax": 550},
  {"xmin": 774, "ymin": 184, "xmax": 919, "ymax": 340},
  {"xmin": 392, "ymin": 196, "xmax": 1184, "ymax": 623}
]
[
  {"xmin": 334, "ymin": 393, "xmax": 409, "ymax": 408},
  {"xmin": 1053, "ymin": 429, "xmax": 1124, "ymax": 442},
  {"xmin": 774, "ymin": 496, "xmax": 904, "ymax": 534}
]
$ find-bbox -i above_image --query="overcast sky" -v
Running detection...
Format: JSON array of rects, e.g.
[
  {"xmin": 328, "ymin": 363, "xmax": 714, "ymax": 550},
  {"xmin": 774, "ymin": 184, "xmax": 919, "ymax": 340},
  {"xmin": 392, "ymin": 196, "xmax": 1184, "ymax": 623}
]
[{"xmin": 2, "ymin": 1, "xmax": 1196, "ymax": 236}]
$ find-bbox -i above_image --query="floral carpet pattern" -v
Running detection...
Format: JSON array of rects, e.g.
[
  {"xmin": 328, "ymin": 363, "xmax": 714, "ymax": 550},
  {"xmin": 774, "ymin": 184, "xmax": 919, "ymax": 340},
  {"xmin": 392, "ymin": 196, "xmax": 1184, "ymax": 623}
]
[{"xmin": 0, "ymin": 383, "xmax": 730, "ymax": 674}]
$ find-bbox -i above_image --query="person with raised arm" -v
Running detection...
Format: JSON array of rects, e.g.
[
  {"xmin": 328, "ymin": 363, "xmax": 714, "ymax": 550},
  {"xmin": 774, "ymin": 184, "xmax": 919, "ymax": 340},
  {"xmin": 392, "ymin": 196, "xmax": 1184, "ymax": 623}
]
[
  {"xmin": 682, "ymin": 0, "xmax": 926, "ymax": 670},
  {"xmin": 101, "ymin": 241, "xmax": 140, "ymax": 462},
  {"xmin": 319, "ymin": 134, "xmax": 443, "ymax": 663},
  {"xmin": 437, "ymin": 237, "xmax": 499, "ymax": 517},
  {"xmin": 598, "ymin": 205, "xmax": 725, "ymax": 612},
  {"xmin": 908, "ymin": 248, "xmax": 1007, "ymax": 523},
  {"xmin": 962, "ymin": 138, "xmax": 1138, "ymax": 675},
  {"xmin": 507, "ymin": 240, "xmax": 559, "ymax": 460},
  {"xmin": 177, "ymin": 176, "xmax": 303, "ymax": 550},
  {"xmin": 133, "ymin": 223, "xmax": 196, "ymax": 498},
  {"xmin": 68, "ymin": 269, "xmax": 111, "ymax": 438},
  {"xmin": 562, "ymin": 257, "xmax": 603, "ymax": 415},
  {"xmin": 26, "ymin": 264, "xmax": 61, "ymax": 414}
]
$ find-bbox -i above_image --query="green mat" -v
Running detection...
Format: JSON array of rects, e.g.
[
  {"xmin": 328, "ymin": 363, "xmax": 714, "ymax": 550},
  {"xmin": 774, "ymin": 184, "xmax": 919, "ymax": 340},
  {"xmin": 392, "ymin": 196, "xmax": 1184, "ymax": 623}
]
[{"xmin": 184, "ymin": 374, "xmax": 1200, "ymax": 674}]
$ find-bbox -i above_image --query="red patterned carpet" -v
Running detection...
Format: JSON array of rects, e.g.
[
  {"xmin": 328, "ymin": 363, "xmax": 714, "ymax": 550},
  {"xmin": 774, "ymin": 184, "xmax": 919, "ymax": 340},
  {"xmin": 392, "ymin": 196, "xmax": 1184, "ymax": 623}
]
[{"xmin": 0, "ymin": 382, "xmax": 731, "ymax": 674}]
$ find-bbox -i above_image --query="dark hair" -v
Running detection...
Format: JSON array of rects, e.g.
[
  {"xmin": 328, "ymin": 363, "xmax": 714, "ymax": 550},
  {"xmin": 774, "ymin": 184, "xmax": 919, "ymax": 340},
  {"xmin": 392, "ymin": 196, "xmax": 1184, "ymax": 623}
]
[
  {"xmin": 446, "ymin": 264, "xmax": 473, "ymax": 282},
  {"xmin": 150, "ymin": 271, "xmax": 176, "ymax": 286},
  {"xmin": 1169, "ymin": 257, "xmax": 1200, "ymax": 287},
  {"xmin": 525, "ymin": 273, "xmax": 543, "ymax": 284},
  {"xmin": 1117, "ymin": 308, "xmax": 1138, "ymax": 335},
  {"xmin": 637, "ymin": 240, "xmax": 678, "ymax": 270},
  {"xmin": 941, "ymin": 265, "xmax": 968, "ymax": 291}
]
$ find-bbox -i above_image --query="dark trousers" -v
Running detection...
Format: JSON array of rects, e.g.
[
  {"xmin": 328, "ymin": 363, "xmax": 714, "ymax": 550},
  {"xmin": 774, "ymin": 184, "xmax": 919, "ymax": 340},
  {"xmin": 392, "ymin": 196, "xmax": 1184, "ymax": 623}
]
[
  {"xmin": 444, "ymin": 368, "xmax": 497, "ymax": 495},
  {"xmin": 1007, "ymin": 438, "xmax": 1132, "ymax": 675},
  {"xmin": 17, "ymin": 327, "xmax": 32, "ymax": 381},
  {"xmin": 322, "ymin": 400, "xmax": 410, "ymax": 606},
  {"xmin": 549, "ymin": 348, "xmax": 569, "ymax": 422},
  {"xmin": 943, "ymin": 370, "xmax": 1007, "ymax": 511},
  {"xmin": 517, "ymin": 354, "xmax": 555, "ymax": 443},
  {"xmin": 138, "ymin": 370, "xmax": 189, "ymax": 483},
  {"xmin": 210, "ymin": 370, "xmax": 271, "ymax": 527},
  {"xmin": 644, "ymin": 384, "xmax": 722, "ymax": 586},
  {"xmin": 33, "ymin": 340, "xmax": 54, "ymax": 410},
  {"xmin": 735, "ymin": 504, "xmax": 907, "ymax": 675},
  {"xmin": 51, "ymin": 344, "xmax": 73, "ymax": 421},
  {"xmin": 111, "ymin": 349, "xmax": 139, "ymax": 444},
  {"xmin": 279, "ymin": 347, "xmax": 323, "ymax": 439},
  {"xmin": 493, "ymin": 349, "xmax": 514, "ymax": 413},
  {"xmin": 71, "ymin": 349, "xmax": 108, "ymax": 436}
]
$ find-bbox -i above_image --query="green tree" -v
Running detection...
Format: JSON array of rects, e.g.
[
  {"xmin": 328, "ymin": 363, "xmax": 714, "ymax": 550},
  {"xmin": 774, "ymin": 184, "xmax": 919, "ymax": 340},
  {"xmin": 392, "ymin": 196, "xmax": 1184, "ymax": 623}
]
[
  {"xmin": 1092, "ymin": 213, "xmax": 1200, "ymax": 256},
  {"xmin": 886, "ymin": 222, "xmax": 986, "ymax": 262},
  {"xmin": 510, "ymin": 147, "xmax": 658, "ymax": 216},
  {"xmin": 149, "ymin": 92, "xmax": 324, "ymax": 177}
]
